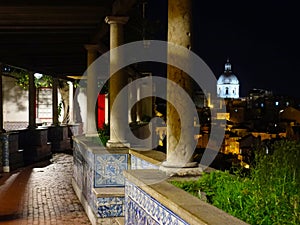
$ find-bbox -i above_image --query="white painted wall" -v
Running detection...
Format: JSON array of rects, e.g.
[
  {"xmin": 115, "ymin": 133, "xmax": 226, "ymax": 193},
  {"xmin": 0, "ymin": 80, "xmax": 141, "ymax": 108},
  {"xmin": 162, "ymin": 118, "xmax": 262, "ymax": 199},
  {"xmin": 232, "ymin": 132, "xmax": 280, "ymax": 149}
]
[
  {"xmin": 2, "ymin": 76, "xmax": 67, "ymax": 129},
  {"xmin": 3, "ymin": 76, "xmax": 28, "ymax": 122}
]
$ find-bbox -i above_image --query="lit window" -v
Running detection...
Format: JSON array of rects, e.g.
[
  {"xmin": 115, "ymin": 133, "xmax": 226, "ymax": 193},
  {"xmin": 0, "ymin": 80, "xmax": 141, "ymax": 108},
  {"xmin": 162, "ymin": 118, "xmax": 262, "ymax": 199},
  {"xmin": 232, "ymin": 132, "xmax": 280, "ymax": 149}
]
[{"xmin": 275, "ymin": 101, "xmax": 279, "ymax": 106}]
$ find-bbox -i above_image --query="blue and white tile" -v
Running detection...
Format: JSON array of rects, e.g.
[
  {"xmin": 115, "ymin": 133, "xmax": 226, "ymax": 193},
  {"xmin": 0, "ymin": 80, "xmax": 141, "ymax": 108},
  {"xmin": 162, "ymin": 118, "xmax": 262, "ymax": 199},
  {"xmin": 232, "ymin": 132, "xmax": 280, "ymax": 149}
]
[
  {"xmin": 131, "ymin": 155, "xmax": 159, "ymax": 170},
  {"xmin": 125, "ymin": 181, "xmax": 188, "ymax": 225},
  {"xmin": 97, "ymin": 197, "xmax": 125, "ymax": 218},
  {"xmin": 95, "ymin": 154, "xmax": 128, "ymax": 187}
]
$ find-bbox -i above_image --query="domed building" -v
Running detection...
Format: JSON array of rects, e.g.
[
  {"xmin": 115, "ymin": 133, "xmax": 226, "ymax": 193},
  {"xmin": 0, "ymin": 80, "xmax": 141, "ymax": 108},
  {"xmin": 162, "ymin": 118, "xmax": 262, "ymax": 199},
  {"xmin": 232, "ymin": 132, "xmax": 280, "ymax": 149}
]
[{"xmin": 217, "ymin": 59, "xmax": 239, "ymax": 99}]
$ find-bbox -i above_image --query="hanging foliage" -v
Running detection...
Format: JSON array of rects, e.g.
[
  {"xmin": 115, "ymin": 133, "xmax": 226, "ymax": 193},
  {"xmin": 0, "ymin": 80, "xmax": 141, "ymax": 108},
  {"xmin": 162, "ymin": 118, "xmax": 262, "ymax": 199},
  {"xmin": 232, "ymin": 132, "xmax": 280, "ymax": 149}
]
[{"xmin": 9, "ymin": 69, "xmax": 53, "ymax": 90}]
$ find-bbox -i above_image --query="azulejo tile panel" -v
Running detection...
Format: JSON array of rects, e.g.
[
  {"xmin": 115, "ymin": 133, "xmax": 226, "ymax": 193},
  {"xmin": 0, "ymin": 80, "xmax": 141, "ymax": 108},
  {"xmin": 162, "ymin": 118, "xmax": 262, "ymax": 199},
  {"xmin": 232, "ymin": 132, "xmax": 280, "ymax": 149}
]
[
  {"xmin": 95, "ymin": 154, "xmax": 128, "ymax": 187},
  {"xmin": 125, "ymin": 181, "xmax": 188, "ymax": 225},
  {"xmin": 73, "ymin": 147, "xmax": 84, "ymax": 190},
  {"xmin": 131, "ymin": 155, "xmax": 159, "ymax": 170},
  {"xmin": 96, "ymin": 196, "xmax": 125, "ymax": 218}
]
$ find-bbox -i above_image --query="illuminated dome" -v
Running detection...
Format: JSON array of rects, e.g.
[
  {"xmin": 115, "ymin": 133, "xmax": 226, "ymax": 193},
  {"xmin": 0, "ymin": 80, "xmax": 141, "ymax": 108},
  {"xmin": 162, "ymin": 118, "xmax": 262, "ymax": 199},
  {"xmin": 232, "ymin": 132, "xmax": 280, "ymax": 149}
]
[
  {"xmin": 217, "ymin": 59, "xmax": 240, "ymax": 98},
  {"xmin": 217, "ymin": 74, "xmax": 239, "ymax": 85}
]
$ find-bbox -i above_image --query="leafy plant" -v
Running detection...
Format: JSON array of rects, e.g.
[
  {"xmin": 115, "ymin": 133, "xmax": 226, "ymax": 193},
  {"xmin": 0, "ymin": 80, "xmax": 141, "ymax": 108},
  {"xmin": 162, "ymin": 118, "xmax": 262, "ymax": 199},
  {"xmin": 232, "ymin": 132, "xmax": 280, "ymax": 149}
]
[
  {"xmin": 98, "ymin": 123, "xmax": 110, "ymax": 146},
  {"xmin": 58, "ymin": 100, "xmax": 63, "ymax": 120},
  {"xmin": 12, "ymin": 70, "xmax": 53, "ymax": 89},
  {"xmin": 171, "ymin": 140, "xmax": 300, "ymax": 225}
]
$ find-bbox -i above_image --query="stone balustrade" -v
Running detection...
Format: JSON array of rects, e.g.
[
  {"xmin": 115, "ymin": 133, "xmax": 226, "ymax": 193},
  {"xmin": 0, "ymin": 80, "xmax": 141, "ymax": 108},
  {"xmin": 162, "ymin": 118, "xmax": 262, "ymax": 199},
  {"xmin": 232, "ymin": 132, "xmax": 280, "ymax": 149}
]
[
  {"xmin": 124, "ymin": 169, "xmax": 249, "ymax": 225},
  {"xmin": 72, "ymin": 135, "xmax": 249, "ymax": 225}
]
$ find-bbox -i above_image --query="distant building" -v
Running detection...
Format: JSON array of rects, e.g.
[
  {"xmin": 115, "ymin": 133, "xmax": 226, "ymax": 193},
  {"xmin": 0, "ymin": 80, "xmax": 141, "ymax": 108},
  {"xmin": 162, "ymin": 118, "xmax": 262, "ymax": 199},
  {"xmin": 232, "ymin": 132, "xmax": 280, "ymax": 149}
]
[{"xmin": 217, "ymin": 59, "xmax": 239, "ymax": 99}]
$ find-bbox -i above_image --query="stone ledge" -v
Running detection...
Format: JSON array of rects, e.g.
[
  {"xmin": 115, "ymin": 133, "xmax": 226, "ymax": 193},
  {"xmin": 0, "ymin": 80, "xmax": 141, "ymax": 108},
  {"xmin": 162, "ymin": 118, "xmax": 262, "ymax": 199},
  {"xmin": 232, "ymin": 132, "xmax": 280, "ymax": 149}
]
[
  {"xmin": 73, "ymin": 135, "xmax": 129, "ymax": 154},
  {"xmin": 96, "ymin": 217, "xmax": 124, "ymax": 225},
  {"xmin": 124, "ymin": 169, "xmax": 249, "ymax": 225},
  {"xmin": 159, "ymin": 165, "xmax": 203, "ymax": 177},
  {"xmin": 113, "ymin": 217, "xmax": 124, "ymax": 225},
  {"xmin": 129, "ymin": 149, "xmax": 166, "ymax": 165},
  {"xmin": 93, "ymin": 187, "xmax": 124, "ymax": 198}
]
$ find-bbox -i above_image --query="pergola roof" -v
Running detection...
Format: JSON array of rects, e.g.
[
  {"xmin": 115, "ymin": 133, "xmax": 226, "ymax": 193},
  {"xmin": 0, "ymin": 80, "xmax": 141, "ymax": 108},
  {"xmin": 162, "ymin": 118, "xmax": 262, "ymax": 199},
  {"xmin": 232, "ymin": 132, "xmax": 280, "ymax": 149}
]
[{"xmin": 0, "ymin": 0, "xmax": 137, "ymax": 78}]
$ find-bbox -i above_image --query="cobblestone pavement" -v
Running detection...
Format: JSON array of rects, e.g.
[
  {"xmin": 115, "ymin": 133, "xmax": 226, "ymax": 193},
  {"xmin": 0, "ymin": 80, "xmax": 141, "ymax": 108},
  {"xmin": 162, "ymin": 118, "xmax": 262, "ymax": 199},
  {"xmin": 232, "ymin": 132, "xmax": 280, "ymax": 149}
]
[{"xmin": 0, "ymin": 153, "xmax": 91, "ymax": 225}]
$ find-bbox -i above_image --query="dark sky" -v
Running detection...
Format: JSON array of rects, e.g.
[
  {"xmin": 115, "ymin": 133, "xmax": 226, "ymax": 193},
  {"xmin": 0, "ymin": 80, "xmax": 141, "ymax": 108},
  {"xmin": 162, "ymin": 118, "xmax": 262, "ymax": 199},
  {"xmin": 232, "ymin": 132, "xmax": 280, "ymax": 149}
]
[{"xmin": 147, "ymin": 0, "xmax": 300, "ymax": 98}]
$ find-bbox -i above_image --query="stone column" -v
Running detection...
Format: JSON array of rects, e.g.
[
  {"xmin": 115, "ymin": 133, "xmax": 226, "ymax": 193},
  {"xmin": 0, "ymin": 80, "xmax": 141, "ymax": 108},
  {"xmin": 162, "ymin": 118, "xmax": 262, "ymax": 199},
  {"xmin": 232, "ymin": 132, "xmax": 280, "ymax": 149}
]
[
  {"xmin": 129, "ymin": 79, "xmax": 139, "ymax": 124},
  {"xmin": 0, "ymin": 64, "xmax": 5, "ymax": 133},
  {"xmin": 136, "ymin": 86, "xmax": 141, "ymax": 122},
  {"xmin": 68, "ymin": 81, "xmax": 74, "ymax": 123},
  {"xmin": 0, "ymin": 64, "xmax": 9, "ymax": 172},
  {"xmin": 162, "ymin": 0, "xmax": 197, "ymax": 168},
  {"xmin": 52, "ymin": 77, "xmax": 59, "ymax": 126},
  {"xmin": 85, "ymin": 44, "xmax": 99, "ymax": 136},
  {"xmin": 105, "ymin": 16, "xmax": 130, "ymax": 148},
  {"xmin": 28, "ymin": 71, "xmax": 37, "ymax": 129}
]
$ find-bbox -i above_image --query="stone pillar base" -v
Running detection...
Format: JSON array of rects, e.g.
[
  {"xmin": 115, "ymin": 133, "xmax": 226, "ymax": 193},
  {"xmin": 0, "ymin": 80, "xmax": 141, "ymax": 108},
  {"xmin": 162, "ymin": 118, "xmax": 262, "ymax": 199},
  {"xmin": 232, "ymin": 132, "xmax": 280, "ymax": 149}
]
[
  {"xmin": 3, "ymin": 166, "xmax": 10, "ymax": 173},
  {"xmin": 159, "ymin": 164, "xmax": 203, "ymax": 177},
  {"xmin": 106, "ymin": 140, "xmax": 130, "ymax": 148},
  {"xmin": 161, "ymin": 161, "xmax": 198, "ymax": 168},
  {"xmin": 85, "ymin": 133, "xmax": 99, "ymax": 138}
]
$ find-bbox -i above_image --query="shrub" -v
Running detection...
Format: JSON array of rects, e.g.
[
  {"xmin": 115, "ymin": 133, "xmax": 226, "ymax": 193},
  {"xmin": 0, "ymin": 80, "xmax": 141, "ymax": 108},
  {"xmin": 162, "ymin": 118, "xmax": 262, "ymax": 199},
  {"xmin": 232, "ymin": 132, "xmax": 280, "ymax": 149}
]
[
  {"xmin": 98, "ymin": 123, "xmax": 110, "ymax": 146},
  {"xmin": 171, "ymin": 140, "xmax": 300, "ymax": 225}
]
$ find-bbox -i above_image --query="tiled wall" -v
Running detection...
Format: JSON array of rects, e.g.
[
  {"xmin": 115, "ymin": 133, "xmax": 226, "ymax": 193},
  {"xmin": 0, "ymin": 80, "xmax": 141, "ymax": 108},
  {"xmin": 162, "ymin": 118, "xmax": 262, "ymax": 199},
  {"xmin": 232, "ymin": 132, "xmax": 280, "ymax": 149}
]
[
  {"xmin": 73, "ymin": 138, "xmax": 164, "ymax": 222},
  {"xmin": 96, "ymin": 196, "xmax": 124, "ymax": 218},
  {"xmin": 73, "ymin": 140, "xmax": 128, "ymax": 219},
  {"xmin": 131, "ymin": 154, "xmax": 159, "ymax": 170},
  {"xmin": 73, "ymin": 142, "xmax": 91, "ymax": 201},
  {"xmin": 3, "ymin": 122, "xmax": 28, "ymax": 131},
  {"xmin": 94, "ymin": 154, "xmax": 128, "ymax": 187},
  {"xmin": 125, "ymin": 180, "xmax": 188, "ymax": 225}
]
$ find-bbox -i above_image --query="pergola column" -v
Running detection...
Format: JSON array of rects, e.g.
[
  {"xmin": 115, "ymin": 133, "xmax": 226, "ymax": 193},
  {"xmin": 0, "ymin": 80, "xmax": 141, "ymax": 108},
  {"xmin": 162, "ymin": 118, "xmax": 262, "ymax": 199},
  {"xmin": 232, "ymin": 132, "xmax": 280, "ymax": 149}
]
[
  {"xmin": 105, "ymin": 16, "xmax": 130, "ymax": 148},
  {"xmin": 162, "ymin": 0, "xmax": 197, "ymax": 168},
  {"xmin": 0, "ymin": 64, "xmax": 9, "ymax": 173},
  {"xmin": 0, "ymin": 64, "xmax": 5, "ymax": 133},
  {"xmin": 52, "ymin": 77, "xmax": 59, "ymax": 126},
  {"xmin": 68, "ymin": 81, "xmax": 74, "ymax": 124},
  {"xmin": 85, "ymin": 44, "xmax": 99, "ymax": 136},
  {"xmin": 128, "ymin": 78, "xmax": 137, "ymax": 123},
  {"xmin": 28, "ymin": 71, "xmax": 37, "ymax": 129}
]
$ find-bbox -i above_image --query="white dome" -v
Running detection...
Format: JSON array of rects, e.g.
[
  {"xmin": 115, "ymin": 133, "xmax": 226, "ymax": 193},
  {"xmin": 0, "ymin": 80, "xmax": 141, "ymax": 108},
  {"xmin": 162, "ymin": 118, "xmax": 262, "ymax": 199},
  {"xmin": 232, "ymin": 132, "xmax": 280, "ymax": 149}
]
[
  {"xmin": 217, "ymin": 73, "xmax": 239, "ymax": 85},
  {"xmin": 217, "ymin": 59, "xmax": 240, "ymax": 99}
]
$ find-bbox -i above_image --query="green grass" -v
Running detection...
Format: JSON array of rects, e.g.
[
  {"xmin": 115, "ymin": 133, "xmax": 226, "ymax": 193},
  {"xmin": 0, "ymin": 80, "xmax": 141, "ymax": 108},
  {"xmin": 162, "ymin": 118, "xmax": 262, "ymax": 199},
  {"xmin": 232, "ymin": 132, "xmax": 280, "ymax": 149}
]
[{"xmin": 171, "ymin": 140, "xmax": 300, "ymax": 225}]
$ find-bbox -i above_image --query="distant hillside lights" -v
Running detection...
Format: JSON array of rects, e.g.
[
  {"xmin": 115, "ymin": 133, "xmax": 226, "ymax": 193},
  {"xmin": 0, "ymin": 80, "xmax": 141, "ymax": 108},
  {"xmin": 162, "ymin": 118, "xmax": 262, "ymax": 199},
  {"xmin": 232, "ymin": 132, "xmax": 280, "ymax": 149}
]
[{"xmin": 217, "ymin": 59, "xmax": 239, "ymax": 99}]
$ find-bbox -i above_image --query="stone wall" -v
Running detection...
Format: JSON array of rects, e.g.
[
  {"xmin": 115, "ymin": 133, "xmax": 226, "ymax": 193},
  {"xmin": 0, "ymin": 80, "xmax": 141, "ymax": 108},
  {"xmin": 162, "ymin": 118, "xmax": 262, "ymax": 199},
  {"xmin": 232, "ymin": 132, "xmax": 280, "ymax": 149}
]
[
  {"xmin": 72, "ymin": 137, "xmax": 248, "ymax": 225},
  {"xmin": 72, "ymin": 136, "xmax": 129, "ymax": 225},
  {"xmin": 124, "ymin": 170, "xmax": 249, "ymax": 225}
]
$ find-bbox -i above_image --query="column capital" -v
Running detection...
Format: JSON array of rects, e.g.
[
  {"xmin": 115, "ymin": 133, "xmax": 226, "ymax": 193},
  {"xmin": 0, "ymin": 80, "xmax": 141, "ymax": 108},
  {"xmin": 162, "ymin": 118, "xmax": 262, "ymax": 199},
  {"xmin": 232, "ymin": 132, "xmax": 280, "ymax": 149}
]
[
  {"xmin": 105, "ymin": 16, "xmax": 129, "ymax": 25},
  {"xmin": 85, "ymin": 43, "xmax": 109, "ymax": 54},
  {"xmin": 84, "ymin": 44, "xmax": 100, "ymax": 52}
]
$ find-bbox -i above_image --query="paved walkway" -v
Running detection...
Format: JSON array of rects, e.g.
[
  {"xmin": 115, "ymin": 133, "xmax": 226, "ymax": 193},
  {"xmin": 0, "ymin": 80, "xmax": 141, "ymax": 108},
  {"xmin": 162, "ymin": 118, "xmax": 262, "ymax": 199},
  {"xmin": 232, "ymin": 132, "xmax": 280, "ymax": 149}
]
[{"xmin": 0, "ymin": 153, "xmax": 91, "ymax": 225}]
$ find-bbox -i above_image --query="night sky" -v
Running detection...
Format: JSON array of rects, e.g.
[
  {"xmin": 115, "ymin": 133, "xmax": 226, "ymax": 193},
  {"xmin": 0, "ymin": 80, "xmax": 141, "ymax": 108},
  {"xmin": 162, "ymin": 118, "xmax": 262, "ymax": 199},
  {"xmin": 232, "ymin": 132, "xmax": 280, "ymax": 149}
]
[{"xmin": 147, "ymin": 0, "xmax": 300, "ymax": 98}]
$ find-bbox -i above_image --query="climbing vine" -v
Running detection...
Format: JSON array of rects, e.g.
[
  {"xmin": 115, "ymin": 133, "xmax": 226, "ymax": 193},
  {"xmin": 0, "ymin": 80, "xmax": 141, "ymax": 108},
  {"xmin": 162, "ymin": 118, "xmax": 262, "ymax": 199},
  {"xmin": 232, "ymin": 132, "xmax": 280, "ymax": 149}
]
[{"xmin": 9, "ymin": 69, "xmax": 53, "ymax": 89}]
